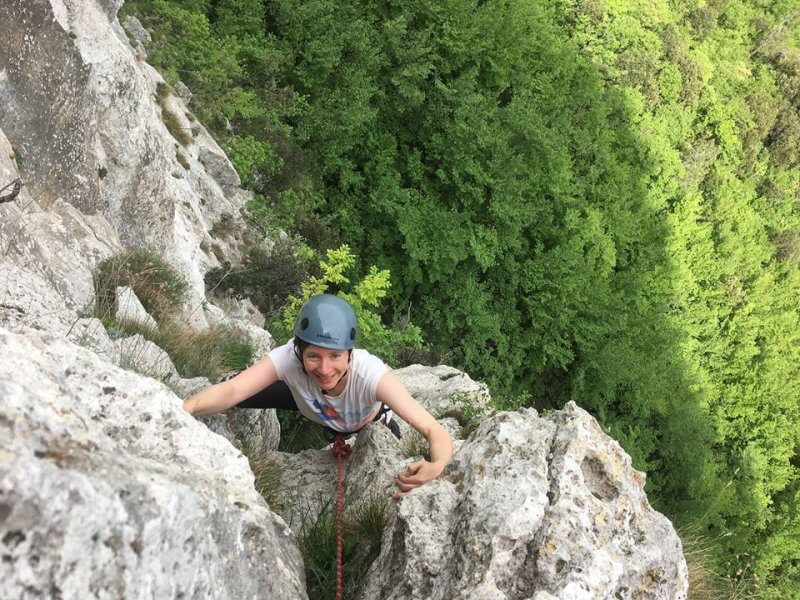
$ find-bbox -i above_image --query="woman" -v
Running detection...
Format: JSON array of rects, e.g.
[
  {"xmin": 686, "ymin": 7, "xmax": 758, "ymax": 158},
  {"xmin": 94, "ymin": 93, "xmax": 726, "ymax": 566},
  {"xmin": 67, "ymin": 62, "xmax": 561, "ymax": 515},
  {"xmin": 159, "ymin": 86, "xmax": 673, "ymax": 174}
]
[{"xmin": 184, "ymin": 293, "xmax": 453, "ymax": 495}]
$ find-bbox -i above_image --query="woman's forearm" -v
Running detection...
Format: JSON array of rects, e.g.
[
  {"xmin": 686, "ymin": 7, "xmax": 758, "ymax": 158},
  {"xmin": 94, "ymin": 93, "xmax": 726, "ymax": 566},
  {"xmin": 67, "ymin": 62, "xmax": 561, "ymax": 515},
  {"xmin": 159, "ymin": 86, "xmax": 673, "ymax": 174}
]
[
  {"xmin": 427, "ymin": 421, "xmax": 454, "ymax": 468},
  {"xmin": 183, "ymin": 382, "xmax": 235, "ymax": 416}
]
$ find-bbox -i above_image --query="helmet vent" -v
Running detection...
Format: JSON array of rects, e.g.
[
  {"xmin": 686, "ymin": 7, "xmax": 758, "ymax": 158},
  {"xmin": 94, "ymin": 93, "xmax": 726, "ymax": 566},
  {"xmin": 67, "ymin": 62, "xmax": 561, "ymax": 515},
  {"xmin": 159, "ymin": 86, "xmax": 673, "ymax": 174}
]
[
  {"xmin": 349, "ymin": 328, "xmax": 356, "ymax": 341},
  {"xmin": 300, "ymin": 317, "xmax": 309, "ymax": 331}
]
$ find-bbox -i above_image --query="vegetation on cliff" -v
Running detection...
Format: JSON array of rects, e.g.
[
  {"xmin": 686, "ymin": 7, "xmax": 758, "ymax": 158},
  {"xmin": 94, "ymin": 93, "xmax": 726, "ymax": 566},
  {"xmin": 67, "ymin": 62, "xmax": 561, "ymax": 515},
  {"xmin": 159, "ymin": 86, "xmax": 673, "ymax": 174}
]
[{"xmin": 122, "ymin": 0, "xmax": 800, "ymax": 596}]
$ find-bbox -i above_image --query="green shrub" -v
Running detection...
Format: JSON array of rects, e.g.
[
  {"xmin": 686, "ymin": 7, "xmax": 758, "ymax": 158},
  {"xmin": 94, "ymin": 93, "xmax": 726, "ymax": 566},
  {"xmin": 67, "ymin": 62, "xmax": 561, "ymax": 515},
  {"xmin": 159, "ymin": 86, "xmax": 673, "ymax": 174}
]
[
  {"xmin": 224, "ymin": 135, "xmax": 283, "ymax": 189},
  {"xmin": 204, "ymin": 236, "xmax": 314, "ymax": 317},
  {"xmin": 270, "ymin": 245, "xmax": 424, "ymax": 366},
  {"xmin": 94, "ymin": 250, "xmax": 189, "ymax": 324},
  {"xmin": 276, "ymin": 410, "xmax": 330, "ymax": 453},
  {"xmin": 299, "ymin": 494, "xmax": 390, "ymax": 600}
]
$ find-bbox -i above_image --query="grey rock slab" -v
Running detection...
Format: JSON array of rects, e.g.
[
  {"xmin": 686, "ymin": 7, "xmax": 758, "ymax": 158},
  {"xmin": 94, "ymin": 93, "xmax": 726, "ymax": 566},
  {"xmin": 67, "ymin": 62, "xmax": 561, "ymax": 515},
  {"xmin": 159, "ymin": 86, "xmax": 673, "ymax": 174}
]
[
  {"xmin": 359, "ymin": 405, "xmax": 688, "ymax": 600},
  {"xmin": 0, "ymin": 325, "xmax": 307, "ymax": 600}
]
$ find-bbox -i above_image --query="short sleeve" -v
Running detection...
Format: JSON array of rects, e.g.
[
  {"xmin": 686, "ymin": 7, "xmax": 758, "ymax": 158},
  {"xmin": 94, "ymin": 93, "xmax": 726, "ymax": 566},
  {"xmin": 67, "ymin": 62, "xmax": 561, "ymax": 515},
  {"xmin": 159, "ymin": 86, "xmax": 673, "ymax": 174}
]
[{"xmin": 267, "ymin": 340, "xmax": 296, "ymax": 380}]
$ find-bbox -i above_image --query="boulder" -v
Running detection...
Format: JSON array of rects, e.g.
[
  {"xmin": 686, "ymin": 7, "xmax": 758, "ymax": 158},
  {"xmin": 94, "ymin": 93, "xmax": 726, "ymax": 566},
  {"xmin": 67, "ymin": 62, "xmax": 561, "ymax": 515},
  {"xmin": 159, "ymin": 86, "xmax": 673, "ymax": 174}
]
[
  {"xmin": 114, "ymin": 286, "xmax": 158, "ymax": 331},
  {"xmin": 358, "ymin": 405, "xmax": 689, "ymax": 600},
  {"xmin": 0, "ymin": 325, "xmax": 307, "ymax": 600}
]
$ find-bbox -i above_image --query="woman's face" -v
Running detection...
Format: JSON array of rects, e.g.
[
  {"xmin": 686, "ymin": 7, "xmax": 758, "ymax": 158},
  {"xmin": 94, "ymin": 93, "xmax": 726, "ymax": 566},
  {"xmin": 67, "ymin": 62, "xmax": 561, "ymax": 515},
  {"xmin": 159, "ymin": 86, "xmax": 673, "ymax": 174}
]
[{"xmin": 302, "ymin": 344, "xmax": 350, "ymax": 392}]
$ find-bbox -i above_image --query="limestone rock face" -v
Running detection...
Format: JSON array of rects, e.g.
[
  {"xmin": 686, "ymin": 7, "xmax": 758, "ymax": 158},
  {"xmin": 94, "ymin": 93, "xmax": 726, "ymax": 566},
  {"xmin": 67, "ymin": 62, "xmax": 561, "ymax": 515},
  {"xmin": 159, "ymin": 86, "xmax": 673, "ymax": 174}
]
[
  {"xmin": 0, "ymin": 0, "xmax": 255, "ymax": 330},
  {"xmin": 270, "ymin": 371, "xmax": 687, "ymax": 600},
  {"xmin": 114, "ymin": 286, "xmax": 159, "ymax": 331},
  {"xmin": 358, "ymin": 404, "xmax": 688, "ymax": 600},
  {"xmin": 393, "ymin": 364, "xmax": 491, "ymax": 419},
  {"xmin": 272, "ymin": 423, "xmax": 412, "ymax": 530},
  {"xmin": 0, "ymin": 325, "xmax": 307, "ymax": 600}
]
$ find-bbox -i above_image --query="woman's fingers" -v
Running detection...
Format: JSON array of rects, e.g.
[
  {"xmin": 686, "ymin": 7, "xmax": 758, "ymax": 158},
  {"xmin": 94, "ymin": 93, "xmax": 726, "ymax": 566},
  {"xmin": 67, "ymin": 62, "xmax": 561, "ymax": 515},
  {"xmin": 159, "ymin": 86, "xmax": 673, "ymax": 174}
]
[{"xmin": 395, "ymin": 460, "xmax": 435, "ymax": 492}]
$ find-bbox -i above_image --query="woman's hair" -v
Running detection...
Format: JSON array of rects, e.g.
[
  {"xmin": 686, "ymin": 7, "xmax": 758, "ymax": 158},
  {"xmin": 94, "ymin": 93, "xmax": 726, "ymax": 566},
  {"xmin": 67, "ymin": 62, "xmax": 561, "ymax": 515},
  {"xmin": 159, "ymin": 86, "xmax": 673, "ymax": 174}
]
[{"xmin": 293, "ymin": 338, "xmax": 310, "ymax": 364}]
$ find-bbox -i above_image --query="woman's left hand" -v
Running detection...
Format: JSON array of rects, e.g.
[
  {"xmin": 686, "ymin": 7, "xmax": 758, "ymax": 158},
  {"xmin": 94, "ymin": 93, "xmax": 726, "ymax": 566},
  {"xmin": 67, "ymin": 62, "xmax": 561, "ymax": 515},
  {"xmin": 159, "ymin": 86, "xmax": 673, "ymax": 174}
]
[{"xmin": 393, "ymin": 460, "xmax": 446, "ymax": 499}]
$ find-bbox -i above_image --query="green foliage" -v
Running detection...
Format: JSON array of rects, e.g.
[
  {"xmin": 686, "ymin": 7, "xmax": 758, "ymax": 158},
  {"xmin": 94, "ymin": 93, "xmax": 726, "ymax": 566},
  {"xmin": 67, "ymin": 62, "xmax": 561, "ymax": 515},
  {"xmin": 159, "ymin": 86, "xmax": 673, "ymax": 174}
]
[
  {"xmin": 270, "ymin": 245, "xmax": 423, "ymax": 366},
  {"xmin": 122, "ymin": 0, "xmax": 305, "ymax": 215},
  {"xmin": 223, "ymin": 135, "xmax": 283, "ymax": 189},
  {"xmin": 276, "ymin": 409, "xmax": 330, "ymax": 453},
  {"xmin": 441, "ymin": 391, "xmax": 490, "ymax": 438},
  {"xmin": 205, "ymin": 236, "xmax": 314, "ymax": 317},
  {"xmin": 94, "ymin": 250, "xmax": 189, "ymax": 324},
  {"xmin": 545, "ymin": 0, "xmax": 800, "ymax": 593},
  {"xmin": 299, "ymin": 496, "xmax": 389, "ymax": 600}
]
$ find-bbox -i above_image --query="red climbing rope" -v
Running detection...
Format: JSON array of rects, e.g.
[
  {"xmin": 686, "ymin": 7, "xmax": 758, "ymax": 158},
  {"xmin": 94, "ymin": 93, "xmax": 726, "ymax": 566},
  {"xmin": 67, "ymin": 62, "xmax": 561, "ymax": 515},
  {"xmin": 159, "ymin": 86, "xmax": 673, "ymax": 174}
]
[{"xmin": 331, "ymin": 435, "xmax": 351, "ymax": 600}]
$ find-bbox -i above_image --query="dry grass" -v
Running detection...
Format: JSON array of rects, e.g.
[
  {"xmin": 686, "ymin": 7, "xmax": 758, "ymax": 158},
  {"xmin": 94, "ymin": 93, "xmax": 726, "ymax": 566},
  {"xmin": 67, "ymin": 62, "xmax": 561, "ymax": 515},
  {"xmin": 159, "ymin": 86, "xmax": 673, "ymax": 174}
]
[
  {"xmin": 401, "ymin": 429, "xmax": 430, "ymax": 461},
  {"xmin": 161, "ymin": 106, "xmax": 193, "ymax": 146},
  {"xmin": 679, "ymin": 525, "xmax": 758, "ymax": 600},
  {"xmin": 110, "ymin": 317, "xmax": 253, "ymax": 381},
  {"xmin": 94, "ymin": 250, "xmax": 189, "ymax": 324}
]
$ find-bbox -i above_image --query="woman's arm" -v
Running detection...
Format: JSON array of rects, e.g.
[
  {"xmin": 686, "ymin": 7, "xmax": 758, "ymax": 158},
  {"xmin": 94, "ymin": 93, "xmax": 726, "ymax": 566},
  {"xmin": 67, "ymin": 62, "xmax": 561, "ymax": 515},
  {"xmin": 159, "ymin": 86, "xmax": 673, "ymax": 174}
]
[
  {"xmin": 183, "ymin": 356, "xmax": 279, "ymax": 416},
  {"xmin": 376, "ymin": 371, "xmax": 454, "ymax": 495}
]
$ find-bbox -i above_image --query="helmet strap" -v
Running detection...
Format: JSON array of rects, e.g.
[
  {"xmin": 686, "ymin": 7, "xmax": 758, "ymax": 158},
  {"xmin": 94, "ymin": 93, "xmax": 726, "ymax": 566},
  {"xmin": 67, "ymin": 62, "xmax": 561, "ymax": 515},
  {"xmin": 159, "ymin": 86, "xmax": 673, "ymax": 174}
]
[{"xmin": 321, "ymin": 368, "xmax": 349, "ymax": 396}]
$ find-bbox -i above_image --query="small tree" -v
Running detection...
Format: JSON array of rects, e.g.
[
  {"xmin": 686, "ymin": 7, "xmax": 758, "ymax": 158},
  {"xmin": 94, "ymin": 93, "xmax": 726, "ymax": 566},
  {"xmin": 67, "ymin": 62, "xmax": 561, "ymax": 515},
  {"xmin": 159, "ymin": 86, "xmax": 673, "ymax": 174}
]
[{"xmin": 269, "ymin": 245, "xmax": 423, "ymax": 366}]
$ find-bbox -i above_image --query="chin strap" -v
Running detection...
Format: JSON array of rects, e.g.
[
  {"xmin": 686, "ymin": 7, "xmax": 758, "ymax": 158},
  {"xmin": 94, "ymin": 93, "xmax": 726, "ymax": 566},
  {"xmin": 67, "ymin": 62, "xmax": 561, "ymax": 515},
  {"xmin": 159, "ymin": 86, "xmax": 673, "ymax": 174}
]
[{"xmin": 321, "ymin": 369, "xmax": 349, "ymax": 395}]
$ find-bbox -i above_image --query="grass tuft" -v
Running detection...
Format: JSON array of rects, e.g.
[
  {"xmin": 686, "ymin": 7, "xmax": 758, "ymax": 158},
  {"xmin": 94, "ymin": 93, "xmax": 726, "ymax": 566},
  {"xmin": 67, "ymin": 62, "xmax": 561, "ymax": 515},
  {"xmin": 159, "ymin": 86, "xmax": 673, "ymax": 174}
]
[
  {"xmin": 401, "ymin": 429, "xmax": 430, "ymax": 461},
  {"xmin": 162, "ymin": 106, "xmax": 193, "ymax": 146},
  {"xmin": 679, "ymin": 525, "xmax": 758, "ymax": 600},
  {"xmin": 94, "ymin": 250, "xmax": 189, "ymax": 324},
  {"xmin": 299, "ymin": 493, "xmax": 391, "ymax": 600},
  {"xmin": 106, "ymin": 318, "xmax": 253, "ymax": 381},
  {"xmin": 248, "ymin": 454, "xmax": 287, "ymax": 512}
]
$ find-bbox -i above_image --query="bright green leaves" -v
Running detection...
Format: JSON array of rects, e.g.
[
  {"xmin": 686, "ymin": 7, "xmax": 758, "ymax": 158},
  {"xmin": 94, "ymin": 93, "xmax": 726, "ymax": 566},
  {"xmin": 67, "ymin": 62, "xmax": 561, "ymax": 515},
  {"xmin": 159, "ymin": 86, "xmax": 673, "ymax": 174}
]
[
  {"xmin": 224, "ymin": 135, "xmax": 283, "ymax": 189},
  {"xmin": 271, "ymin": 245, "xmax": 423, "ymax": 367}
]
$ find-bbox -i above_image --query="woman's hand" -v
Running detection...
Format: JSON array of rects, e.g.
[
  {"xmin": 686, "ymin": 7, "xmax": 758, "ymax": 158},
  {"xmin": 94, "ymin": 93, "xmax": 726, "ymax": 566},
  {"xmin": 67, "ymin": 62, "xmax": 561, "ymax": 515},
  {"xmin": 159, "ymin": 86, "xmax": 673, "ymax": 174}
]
[{"xmin": 393, "ymin": 459, "xmax": 447, "ymax": 499}]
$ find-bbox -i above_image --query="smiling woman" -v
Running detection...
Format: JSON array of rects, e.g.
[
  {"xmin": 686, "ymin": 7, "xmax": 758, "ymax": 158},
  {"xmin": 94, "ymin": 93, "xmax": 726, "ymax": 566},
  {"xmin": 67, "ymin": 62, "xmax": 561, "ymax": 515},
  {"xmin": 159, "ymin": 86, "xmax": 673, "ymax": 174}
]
[{"xmin": 184, "ymin": 293, "xmax": 453, "ymax": 495}]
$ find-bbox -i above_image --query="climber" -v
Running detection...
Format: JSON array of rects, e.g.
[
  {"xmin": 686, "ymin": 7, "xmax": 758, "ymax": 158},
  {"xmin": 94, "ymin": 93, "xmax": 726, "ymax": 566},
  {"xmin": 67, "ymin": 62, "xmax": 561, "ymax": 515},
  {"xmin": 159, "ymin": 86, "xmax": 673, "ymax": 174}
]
[{"xmin": 183, "ymin": 293, "xmax": 453, "ymax": 496}]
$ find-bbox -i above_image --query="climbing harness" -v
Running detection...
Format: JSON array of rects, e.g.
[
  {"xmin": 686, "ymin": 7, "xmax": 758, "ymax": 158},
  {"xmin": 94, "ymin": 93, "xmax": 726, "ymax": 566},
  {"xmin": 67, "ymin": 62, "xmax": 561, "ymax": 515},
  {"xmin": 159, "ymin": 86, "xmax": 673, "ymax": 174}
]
[{"xmin": 331, "ymin": 435, "xmax": 351, "ymax": 600}]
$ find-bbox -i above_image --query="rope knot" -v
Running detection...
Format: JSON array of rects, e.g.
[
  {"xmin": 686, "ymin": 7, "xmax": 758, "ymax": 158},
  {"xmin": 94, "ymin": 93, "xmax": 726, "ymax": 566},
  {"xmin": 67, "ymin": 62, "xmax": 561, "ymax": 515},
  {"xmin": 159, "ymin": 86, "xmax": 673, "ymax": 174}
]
[{"xmin": 331, "ymin": 434, "xmax": 351, "ymax": 460}]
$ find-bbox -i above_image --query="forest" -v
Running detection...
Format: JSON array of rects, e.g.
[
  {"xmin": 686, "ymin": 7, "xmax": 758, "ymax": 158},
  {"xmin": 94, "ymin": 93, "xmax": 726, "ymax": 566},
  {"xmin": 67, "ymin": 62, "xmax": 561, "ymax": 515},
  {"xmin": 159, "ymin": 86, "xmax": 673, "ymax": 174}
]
[{"xmin": 121, "ymin": 0, "xmax": 799, "ymax": 597}]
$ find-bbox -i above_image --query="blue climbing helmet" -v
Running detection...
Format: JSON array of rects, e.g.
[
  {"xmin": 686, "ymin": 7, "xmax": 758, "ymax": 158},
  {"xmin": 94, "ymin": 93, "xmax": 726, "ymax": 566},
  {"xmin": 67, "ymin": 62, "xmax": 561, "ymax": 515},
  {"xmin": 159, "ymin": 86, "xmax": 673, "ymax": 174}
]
[{"xmin": 293, "ymin": 294, "xmax": 357, "ymax": 350}]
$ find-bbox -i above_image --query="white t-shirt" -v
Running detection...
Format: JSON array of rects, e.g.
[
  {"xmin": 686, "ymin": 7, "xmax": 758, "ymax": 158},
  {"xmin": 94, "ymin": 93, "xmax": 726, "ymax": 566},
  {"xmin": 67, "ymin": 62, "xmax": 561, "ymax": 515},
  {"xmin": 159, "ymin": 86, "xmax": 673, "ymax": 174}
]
[{"xmin": 268, "ymin": 339, "xmax": 390, "ymax": 432}]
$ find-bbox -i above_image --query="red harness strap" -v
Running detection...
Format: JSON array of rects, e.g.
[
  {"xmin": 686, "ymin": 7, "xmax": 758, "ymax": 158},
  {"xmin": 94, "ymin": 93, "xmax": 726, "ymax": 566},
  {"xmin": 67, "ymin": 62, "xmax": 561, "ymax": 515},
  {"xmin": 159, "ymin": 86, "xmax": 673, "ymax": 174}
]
[{"xmin": 331, "ymin": 436, "xmax": 352, "ymax": 600}]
